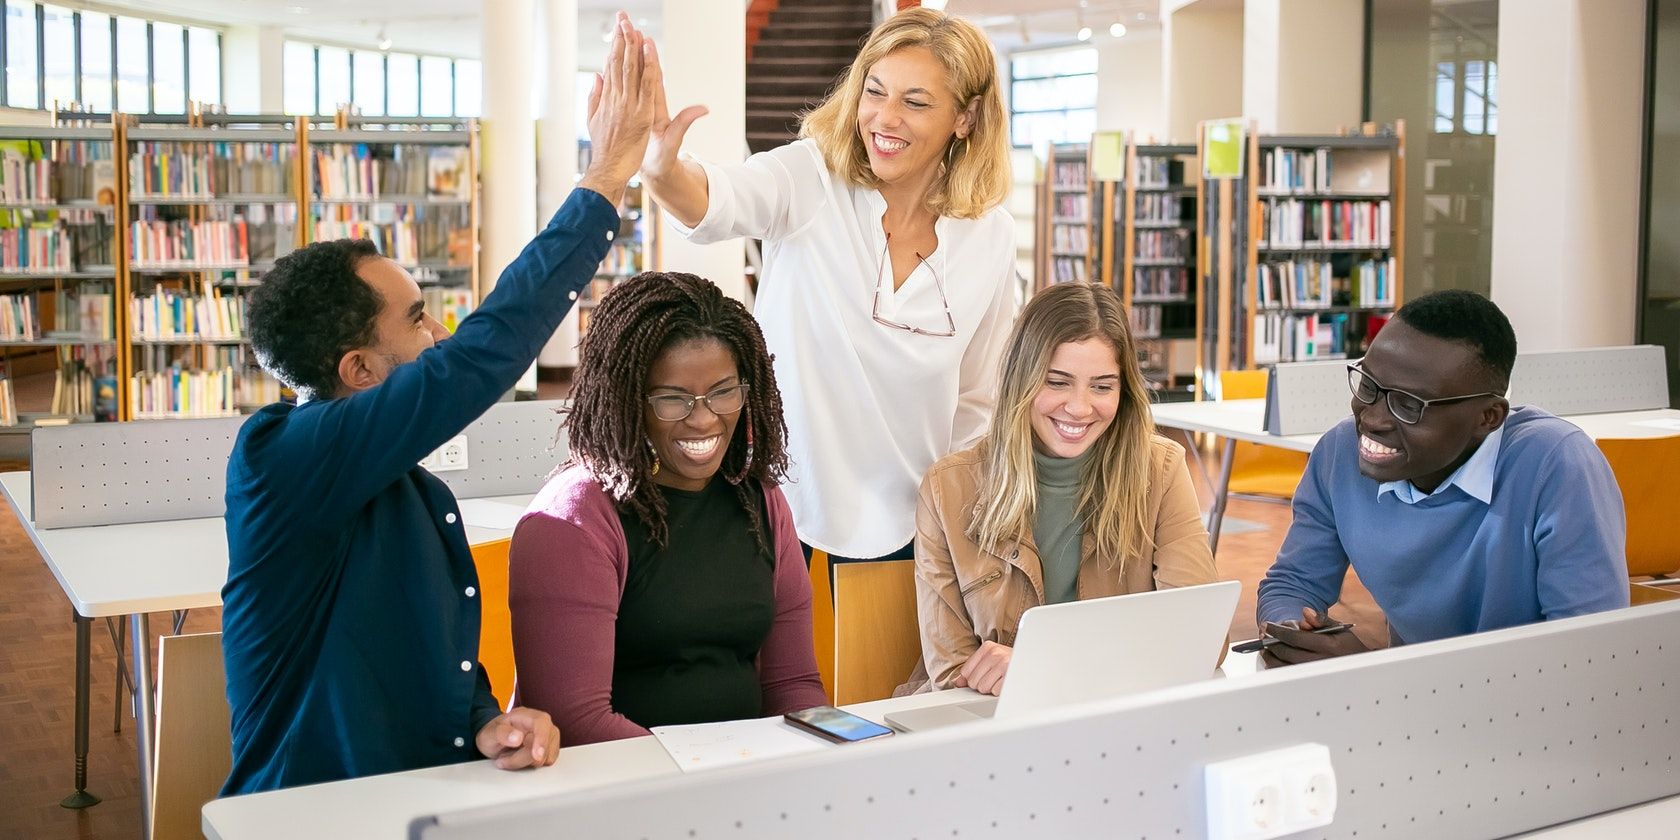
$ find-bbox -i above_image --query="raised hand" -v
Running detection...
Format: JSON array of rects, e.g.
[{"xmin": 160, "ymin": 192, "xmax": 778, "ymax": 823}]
[
  {"xmin": 640, "ymin": 38, "xmax": 709, "ymax": 182},
  {"xmin": 580, "ymin": 12, "xmax": 658, "ymax": 204}
]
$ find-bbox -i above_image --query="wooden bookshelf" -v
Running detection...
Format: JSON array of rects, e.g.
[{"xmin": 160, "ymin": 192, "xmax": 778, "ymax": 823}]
[
  {"xmin": 1035, "ymin": 142, "xmax": 1093, "ymax": 290},
  {"xmin": 1118, "ymin": 140, "xmax": 1199, "ymax": 401}
]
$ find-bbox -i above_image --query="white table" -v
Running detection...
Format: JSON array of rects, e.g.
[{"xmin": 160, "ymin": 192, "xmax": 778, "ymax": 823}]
[
  {"xmin": 1149, "ymin": 399, "xmax": 1680, "ymax": 552},
  {"xmin": 0, "ymin": 471, "xmax": 531, "ymax": 833}
]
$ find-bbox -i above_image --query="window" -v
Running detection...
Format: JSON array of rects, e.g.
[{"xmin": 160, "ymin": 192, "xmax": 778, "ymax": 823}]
[
  {"xmin": 41, "ymin": 5, "xmax": 72, "ymax": 107},
  {"xmin": 317, "ymin": 45, "xmax": 349, "ymax": 115},
  {"xmin": 7, "ymin": 2, "xmax": 39, "ymax": 109},
  {"xmin": 79, "ymin": 11, "xmax": 111, "ymax": 112},
  {"xmin": 1008, "ymin": 47, "xmax": 1097, "ymax": 149},
  {"xmin": 0, "ymin": 6, "xmax": 220, "ymax": 112},
  {"xmin": 386, "ymin": 52, "xmax": 419, "ymax": 116},
  {"xmin": 419, "ymin": 55, "xmax": 452, "ymax": 116},
  {"xmin": 151, "ymin": 21, "xmax": 185, "ymax": 114},
  {"xmin": 188, "ymin": 27, "xmax": 219, "ymax": 106},
  {"xmin": 454, "ymin": 59, "xmax": 480, "ymax": 118},
  {"xmin": 353, "ymin": 51, "xmax": 385, "ymax": 116},
  {"xmin": 282, "ymin": 41, "xmax": 314, "ymax": 115},
  {"xmin": 286, "ymin": 40, "xmax": 480, "ymax": 118},
  {"xmin": 114, "ymin": 16, "xmax": 148, "ymax": 112}
]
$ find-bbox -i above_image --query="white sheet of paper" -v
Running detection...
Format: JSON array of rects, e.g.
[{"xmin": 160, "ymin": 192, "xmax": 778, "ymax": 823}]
[
  {"xmin": 1630, "ymin": 418, "xmax": 1680, "ymax": 431},
  {"xmin": 456, "ymin": 499, "xmax": 527, "ymax": 531},
  {"xmin": 651, "ymin": 716, "xmax": 828, "ymax": 773}
]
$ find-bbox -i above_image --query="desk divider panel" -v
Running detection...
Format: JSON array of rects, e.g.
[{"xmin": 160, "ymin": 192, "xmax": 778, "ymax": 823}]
[
  {"xmin": 1509, "ymin": 346, "xmax": 1669, "ymax": 416},
  {"xmin": 31, "ymin": 400, "xmax": 571, "ymax": 530},
  {"xmin": 414, "ymin": 602, "xmax": 1680, "ymax": 840},
  {"xmin": 1265, "ymin": 360, "xmax": 1351, "ymax": 436}
]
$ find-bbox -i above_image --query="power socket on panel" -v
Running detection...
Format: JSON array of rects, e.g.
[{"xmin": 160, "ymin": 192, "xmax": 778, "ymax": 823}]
[
  {"xmin": 1205, "ymin": 743, "xmax": 1337, "ymax": 840},
  {"xmin": 420, "ymin": 436, "xmax": 470, "ymax": 473}
]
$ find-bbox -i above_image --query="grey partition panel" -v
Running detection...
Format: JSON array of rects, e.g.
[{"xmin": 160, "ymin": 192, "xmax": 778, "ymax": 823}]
[
  {"xmin": 1509, "ymin": 346, "xmax": 1669, "ymax": 415},
  {"xmin": 414, "ymin": 602, "xmax": 1680, "ymax": 840},
  {"xmin": 32, "ymin": 417, "xmax": 244, "ymax": 528},
  {"xmin": 433, "ymin": 400, "xmax": 570, "ymax": 499},
  {"xmin": 1267, "ymin": 359, "xmax": 1351, "ymax": 435}
]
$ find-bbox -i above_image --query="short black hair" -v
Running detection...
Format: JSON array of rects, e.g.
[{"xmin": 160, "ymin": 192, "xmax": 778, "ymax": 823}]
[
  {"xmin": 248, "ymin": 239, "xmax": 384, "ymax": 401},
  {"xmin": 1394, "ymin": 290, "xmax": 1518, "ymax": 386}
]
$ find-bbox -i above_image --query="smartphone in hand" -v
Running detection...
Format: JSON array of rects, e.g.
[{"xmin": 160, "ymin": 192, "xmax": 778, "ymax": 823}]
[{"xmin": 784, "ymin": 705, "xmax": 894, "ymax": 744}]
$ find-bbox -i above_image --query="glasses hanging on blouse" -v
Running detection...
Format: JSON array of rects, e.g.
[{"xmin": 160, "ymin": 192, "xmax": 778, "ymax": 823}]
[{"xmin": 872, "ymin": 234, "xmax": 957, "ymax": 338}]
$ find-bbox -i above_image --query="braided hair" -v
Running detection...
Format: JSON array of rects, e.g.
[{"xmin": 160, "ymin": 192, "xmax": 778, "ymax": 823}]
[{"xmin": 565, "ymin": 271, "xmax": 790, "ymax": 552}]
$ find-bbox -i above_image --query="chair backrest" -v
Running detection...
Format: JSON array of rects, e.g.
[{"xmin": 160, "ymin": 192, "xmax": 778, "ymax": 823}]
[
  {"xmin": 471, "ymin": 538, "xmax": 516, "ymax": 702},
  {"xmin": 1595, "ymin": 437, "xmax": 1680, "ymax": 578},
  {"xmin": 152, "ymin": 632, "xmax": 230, "ymax": 840},
  {"xmin": 831, "ymin": 559, "xmax": 921, "ymax": 706},
  {"xmin": 1218, "ymin": 369, "xmax": 1268, "ymax": 400}
]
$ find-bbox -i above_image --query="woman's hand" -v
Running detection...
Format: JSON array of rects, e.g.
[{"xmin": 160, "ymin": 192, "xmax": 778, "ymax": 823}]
[
  {"xmin": 579, "ymin": 13, "xmax": 657, "ymax": 204},
  {"xmin": 954, "ymin": 640, "xmax": 1013, "ymax": 696},
  {"xmin": 640, "ymin": 38, "xmax": 709, "ymax": 182}
]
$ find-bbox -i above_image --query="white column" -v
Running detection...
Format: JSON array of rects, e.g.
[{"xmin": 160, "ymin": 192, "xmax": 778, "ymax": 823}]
[
  {"xmin": 661, "ymin": 0, "xmax": 747, "ymax": 301},
  {"xmin": 223, "ymin": 25, "xmax": 284, "ymax": 113},
  {"xmin": 1241, "ymin": 0, "xmax": 1362, "ymax": 134},
  {"xmin": 480, "ymin": 0, "xmax": 538, "ymax": 290},
  {"xmin": 1489, "ymin": 0, "xmax": 1645, "ymax": 349},
  {"xmin": 536, "ymin": 0, "xmax": 582, "ymax": 368},
  {"xmin": 1095, "ymin": 31, "xmax": 1164, "ymax": 139},
  {"xmin": 1161, "ymin": 0, "xmax": 1243, "ymax": 144}
]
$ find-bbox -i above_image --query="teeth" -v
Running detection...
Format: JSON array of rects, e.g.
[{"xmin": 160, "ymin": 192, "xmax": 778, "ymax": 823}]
[
  {"xmin": 1053, "ymin": 420, "xmax": 1090, "ymax": 437},
  {"xmin": 874, "ymin": 134, "xmax": 907, "ymax": 152},
  {"xmin": 676, "ymin": 437, "xmax": 720, "ymax": 458},
  {"xmin": 1360, "ymin": 435, "xmax": 1399, "ymax": 457}
]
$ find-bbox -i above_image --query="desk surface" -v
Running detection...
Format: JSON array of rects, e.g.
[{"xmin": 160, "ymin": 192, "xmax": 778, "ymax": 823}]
[
  {"xmin": 0, "ymin": 471, "xmax": 532, "ymax": 618},
  {"xmin": 1150, "ymin": 399, "xmax": 1680, "ymax": 453}
]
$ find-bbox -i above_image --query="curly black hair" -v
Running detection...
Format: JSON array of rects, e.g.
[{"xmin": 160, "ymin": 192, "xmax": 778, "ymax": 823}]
[
  {"xmin": 1395, "ymin": 289, "xmax": 1518, "ymax": 389},
  {"xmin": 247, "ymin": 239, "xmax": 384, "ymax": 401},
  {"xmin": 565, "ymin": 271, "xmax": 790, "ymax": 552}
]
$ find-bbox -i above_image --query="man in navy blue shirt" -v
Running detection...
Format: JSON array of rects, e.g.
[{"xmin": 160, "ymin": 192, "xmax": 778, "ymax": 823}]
[{"xmin": 220, "ymin": 15, "xmax": 660, "ymax": 796}]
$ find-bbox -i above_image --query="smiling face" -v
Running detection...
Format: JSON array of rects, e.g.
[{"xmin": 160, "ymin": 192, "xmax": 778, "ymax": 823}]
[
  {"xmin": 644, "ymin": 337, "xmax": 744, "ymax": 493},
  {"xmin": 856, "ymin": 45, "xmax": 975, "ymax": 189},
  {"xmin": 1030, "ymin": 337, "xmax": 1122, "ymax": 459},
  {"xmin": 339, "ymin": 256, "xmax": 450, "ymax": 396},
  {"xmin": 1352, "ymin": 320, "xmax": 1508, "ymax": 493}
]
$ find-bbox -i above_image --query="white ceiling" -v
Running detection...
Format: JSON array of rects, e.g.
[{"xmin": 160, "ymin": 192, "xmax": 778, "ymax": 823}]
[{"xmin": 945, "ymin": 0, "xmax": 1163, "ymax": 54}]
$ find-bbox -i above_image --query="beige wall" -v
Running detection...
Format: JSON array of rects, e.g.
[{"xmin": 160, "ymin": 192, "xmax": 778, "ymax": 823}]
[
  {"xmin": 1096, "ymin": 32, "xmax": 1165, "ymax": 138},
  {"xmin": 1163, "ymin": 0, "xmax": 1244, "ymax": 143},
  {"xmin": 1490, "ymin": 0, "xmax": 1647, "ymax": 349},
  {"xmin": 1243, "ymin": 0, "xmax": 1363, "ymax": 133}
]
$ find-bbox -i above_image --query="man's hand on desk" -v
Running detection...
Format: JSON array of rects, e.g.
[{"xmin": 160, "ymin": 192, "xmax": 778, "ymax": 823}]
[
  {"xmin": 954, "ymin": 641, "xmax": 1013, "ymax": 696},
  {"xmin": 476, "ymin": 707, "xmax": 562, "ymax": 770},
  {"xmin": 1258, "ymin": 607, "xmax": 1370, "ymax": 668}
]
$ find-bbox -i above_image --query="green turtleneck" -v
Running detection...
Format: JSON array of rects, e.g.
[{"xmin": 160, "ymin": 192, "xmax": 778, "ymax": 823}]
[{"xmin": 1032, "ymin": 448, "xmax": 1092, "ymax": 605}]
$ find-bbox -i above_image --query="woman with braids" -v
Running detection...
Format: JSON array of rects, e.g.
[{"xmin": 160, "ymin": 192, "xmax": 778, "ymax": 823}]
[
  {"xmin": 507, "ymin": 271, "xmax": 826, "ymax": 745},
  {"xmin": 639, "ymin": 8, "xmax": 1016, "ymax": 564},
  {"xmin": 899, "ymin": 283, "xmax": 1219, "ymax": 696}
]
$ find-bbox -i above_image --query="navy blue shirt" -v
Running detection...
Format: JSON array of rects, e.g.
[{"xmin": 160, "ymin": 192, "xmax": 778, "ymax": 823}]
[{"xmin": 220, "ymin": 188, "xmax": 619, "ymax": 795}]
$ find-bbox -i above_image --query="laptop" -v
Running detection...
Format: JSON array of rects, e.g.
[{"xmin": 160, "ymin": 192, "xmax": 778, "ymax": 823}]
[{"xmin": 883, "ymin": 580, "xmax": 1240, "ymax": 732}]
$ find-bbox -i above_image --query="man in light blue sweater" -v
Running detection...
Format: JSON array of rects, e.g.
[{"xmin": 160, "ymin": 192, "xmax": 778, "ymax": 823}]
[{"xmin": 1257, "ymin": 291, "xmax": 1629, "ymax": 667}]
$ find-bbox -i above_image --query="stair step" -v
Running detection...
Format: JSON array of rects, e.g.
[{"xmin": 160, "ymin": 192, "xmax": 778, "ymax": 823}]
[
  {"xmin": 747, "ymin": 77, "xmax": 842, "ymax": 96},
  {"xmin": 747, "ymin": 94, "xmax": 825, "ymax": 108},
  {"xmin": 750, "ymin": 56, "xmax": 850, "ymax": 72},
  {"xmin": 770, "ymin": 8, "xmax": 874, "ymax": 25},
  {"xmin": 760, "ymin": 21, "xmax": 873, "ymax": 38},
  {"xmin": 771, "ymin": 0, "xmax": 873, "ymax": 7},
  {"xmin": 753, "ymin": 40, "xmax": 860, "ymax": 60}
]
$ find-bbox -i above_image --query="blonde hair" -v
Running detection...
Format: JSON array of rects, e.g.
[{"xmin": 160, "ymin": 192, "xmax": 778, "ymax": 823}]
[
  {"xmin": 969, "ymin": 283, "xmax": 1158, "ymax": 568},
  {"xmin": 798, "ymin": 8, "xmax": 1010, "ymax": 220}
]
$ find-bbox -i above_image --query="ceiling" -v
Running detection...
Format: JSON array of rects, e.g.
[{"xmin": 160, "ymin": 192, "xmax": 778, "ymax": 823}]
[{"xmin": 945, "ymin": 0, "xmax": 1163, "ymax": 53}]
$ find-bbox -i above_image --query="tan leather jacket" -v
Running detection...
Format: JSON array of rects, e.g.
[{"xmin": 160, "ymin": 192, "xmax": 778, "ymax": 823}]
[{"xmin": 898, "ymin": 435, "xmax": 1219, "ymax": 694}]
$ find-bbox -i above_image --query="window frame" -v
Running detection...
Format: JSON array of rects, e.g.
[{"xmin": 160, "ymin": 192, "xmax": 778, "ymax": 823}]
[
  {"xmin": 0, "ymin": 1, "xmax": 221, "ymax": 113},
  {"xmin": 1007, "ymin": 46, "xmax": 1099, "ymax": 149}
]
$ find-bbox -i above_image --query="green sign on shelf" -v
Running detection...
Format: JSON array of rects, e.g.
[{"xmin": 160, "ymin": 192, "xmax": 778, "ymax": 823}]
[{"xmin": 1202, "ymin": 118, "xmax": 1246, "ymax": 180}]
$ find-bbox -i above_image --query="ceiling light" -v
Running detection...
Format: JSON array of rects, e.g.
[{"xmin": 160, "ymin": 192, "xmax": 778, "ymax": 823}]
[
  {"xmin": 1076, "ymin": 9, "xmax": 1090, "ymax": 42},
  {"xmin": 1110, "ymin": 22, "xmax": 1127, "ymax": 38},
  {"xmin": 1077, "ymin": 26, "xmax": 1092, "ymax": 41},
  {"xmin": 376, "ymin": 27, "xmax": 392, "ymax": 51}
]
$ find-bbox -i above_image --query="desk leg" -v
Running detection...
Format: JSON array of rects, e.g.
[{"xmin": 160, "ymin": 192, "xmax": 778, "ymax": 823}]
[
  {"xmin": 132, "ymin": 612, "xmax": 155, "ymax": 839},
  {"xmin": 110, "ymin": 618, "xmax": 127, "ymax": 733},
  {"xmin": 60, "ymin": 612, "xmax": 100, "ymax": 809},
  {"xmin": 1205, "ymin": 438, "xmax": 1237, "ymax": 555}
]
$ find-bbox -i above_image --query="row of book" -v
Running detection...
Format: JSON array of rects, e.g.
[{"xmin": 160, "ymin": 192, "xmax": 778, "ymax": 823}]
[
  {"xmin": 312, "ymin": 145, "xmax": 471, "ymax": 200},
  {"xmin": 1251, "ymin": 311, "xmax": 1388, "ymax": 365},
  {"xmin": 1258, "ymin": 147, "xmax": 1334, "ymax": 194},
  {"xmin": 1255, "ymin": 257, "xmax": 1398, "ymax": 310},
  {"xmin": 1133, "ymin": 193, "xmax": 1187, "ymax": 225},
  {"xmin": 1131, "ymin": 305, "xmax": 1163, "ymax": 339},
  {"xmin": 52, "ymin": 363, "xmax": 117, "ymax": 419},
  {"xmin": 1132, "ymin": 156, "xmax": 1183, "ymax": 190},
  {"xmin": 1049, "ymin": 256, "xmax": 1088, "ymax": 284},
  {"xmin": 1051, "ymin": 194, "xmax": 1087, "ymax": 221},
  {"xmin": 1051, "ymin": 159, "xmax": 1087, "ymax": 188},
  {"xmin": 129, "ymin": 142, "xmax": 297, "ymax": 198},
  {"xmin": 52, "ymin": 141, "xmax": 117, "ymax": 205},
  {"xmin": 421, "ymin": 287, "xmax": 475, "ymax": 334},
  {"xmin": 1051, "ymin": 225, "xmax": 1089, "ymax": 253},
  {"xmin": 0, "ymin": 224, "xmax": 74, "ymax": 272},
  {"xmin": 129, "ymin": 219, "xmax": 250, "ymax": 268},
  {"xmin": 0, "ymin": 146, "xmax": 56, "ymax": 205},
  {"xmin": 130, "ymin": 366, "xmax": 241, "ymax": 419},
  {"xmin": 130, "ymin": 288, "xmax": 246, "ymax": 341},
  {"xmin": 1135, "ymin": 229, "xmax": 1191, "ymax": 261},
  {"xmin": 1260, "ymin": 199, "xmax": 1392, "ymax": 250},
  {"xmin": 1132, "ymin": 267, "xmax": 1191, "ymax": 300}
]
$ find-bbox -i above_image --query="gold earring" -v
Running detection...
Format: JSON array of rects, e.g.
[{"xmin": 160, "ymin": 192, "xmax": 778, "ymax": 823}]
[{"xmin": 648, "ymin": 441, "xmax": 661, "ymax": 477}]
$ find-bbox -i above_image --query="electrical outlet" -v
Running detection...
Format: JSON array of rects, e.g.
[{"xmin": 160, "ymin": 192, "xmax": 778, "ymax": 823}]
[
  {"xmin": 420, "ymin": 435, "xmax": 470, "ymax": 473},
  {"xmin": 1205, "ymin": 743, "xmax": 1337, "ymax": 840}
]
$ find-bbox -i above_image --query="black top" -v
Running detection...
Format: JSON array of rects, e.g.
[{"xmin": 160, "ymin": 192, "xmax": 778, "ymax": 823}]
[{"xmin": 614, "ymin": 476, "xmax": 776, "ymax": 728}]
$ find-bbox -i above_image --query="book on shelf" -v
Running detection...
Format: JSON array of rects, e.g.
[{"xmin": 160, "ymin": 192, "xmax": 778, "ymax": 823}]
[
  {"xmin": 1133, "ymin": 267, "xmax": 1190, "ymax": 299},
  {"xmin": 129, "ymin": 142, "xmax": 296, "ymax": 199},
  {"xmin": 1052, "ymin": 194, "xmax": 1088, "ymax": 220},
  {"xmin": 314, "ymin": 144, "xmax": 456, "ymax": 199},
  {"xmin": 1259, "ymin": 198, "xmax": 1391, "ymax": 249},
  {"xmin": 0, "ymin": 223, "xmax": 74, "ymax": 273},
  {"xmin": 1256, "ymin": 256, "xmax": 1396, "ymax": 311},
  {"xmin": 129, "ymin": 287, "xmax": 246, "ymax": 340},
  {"xmin": 0, "ymin": 377, "xmax": 13, "ymax": 426},
  {"xmin": 1052, "ymin": 158, "xmax": 1087, "ymax": 188},
  {"xmin": 422, "ymin": 287, "xmax": 475, "ymax": 333},
  {"xmin": 1133, "ymin": 156, "xmax": 1183, "ymax": 190},
  {"xmin": 0, "ymin": 293, "xmax": 36, "ymax": 340},
  {"xmin": 1050, "ymin": 256, "xmax": 1087, "ymax": 284},
  {"xmin": 1052, "ymin": 225, "xmax": 1090, "ymax": 253},
  {"xmin": 427, "ymin": 148, "xmax": 470, "ymax": 200},
  {"xmin": 1131, "ymin": 305, "xmax": 1162, "ymax": 339},
  {"xmin": 128, "ymin": 217, "xmax": 250, "ymax": 268},
  {"xmin": 1133, "ymin": 192, "xmax": 1186, "ymax": 224},
  {"xmin": 0, "ymin": 141, "xmax": 53, "ymax": 204},
  {"xmin": 1260, "ymin": 147, "xmax": 1332, "ymax": 194},
  {"xmin": 1252, "ymin": 310, "xmax": 1391, "ymax": 365},
  {"xmin": 1135, "ymin": 229, "xmax": 1191, "ymax": 261},
  {"xmin": 130, "ymin": 365, "xmax": 239, "ymax": 419}
]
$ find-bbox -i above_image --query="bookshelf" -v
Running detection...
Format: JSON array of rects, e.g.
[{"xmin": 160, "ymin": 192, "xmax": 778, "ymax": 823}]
[
  {"xmin": 1035, "ymin": 142, "xmax": 1093, "ymax": 289},
  {"xmin": 1117, "ymin": 141, "xmax": 1199, "ymax": 401},
  {"xmin": 1198, "ymin": 121, "xmax": 1405, "ymax": 398},
  {"xmin": 574, "ymin": 182, "xmax": 646, "ymax": 345}
]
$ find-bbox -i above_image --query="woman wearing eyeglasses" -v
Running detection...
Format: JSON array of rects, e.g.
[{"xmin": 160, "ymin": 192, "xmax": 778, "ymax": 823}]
[
  {"xmin": 507, "ymin": 271, "xmax": 826, "ymax": 745},
  {"xmin": 639, "ymin": 8, "xmax": 1017, "ymax": 563}
]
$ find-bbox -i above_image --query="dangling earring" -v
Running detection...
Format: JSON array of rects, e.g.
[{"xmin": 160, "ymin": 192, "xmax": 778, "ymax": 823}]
[
  {"xmin": 647, "ymin": 440, "xmax": 661, "ymax": 477},
  {"xmin": 729, "ymin": 415, "xmax": 756, "ymax": 485},
  {"xmin": 944, "ymin": 135, "xmax": 970, "ymax": 169}
]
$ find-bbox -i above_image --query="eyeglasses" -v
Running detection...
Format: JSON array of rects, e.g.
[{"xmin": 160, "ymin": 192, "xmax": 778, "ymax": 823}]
[
  {"xmin": 1346, "ymin": 363, "xmax": 1503, "ymax": 425},
  {"xmin": 873, "ymin": 234, "xmax": 956, "ymax": 338},
  {"xmin": 645, "ymin": 383, "xmax": 749, "ymax": 422}
]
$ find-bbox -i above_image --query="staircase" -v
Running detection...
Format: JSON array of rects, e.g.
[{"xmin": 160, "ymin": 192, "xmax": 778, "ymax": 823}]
[{"xmin": 745, "ymin": 0, "xmax": 875, "ymax": 154}]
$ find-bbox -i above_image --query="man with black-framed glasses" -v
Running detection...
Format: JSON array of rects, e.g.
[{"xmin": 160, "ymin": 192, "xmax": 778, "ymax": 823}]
[{"xmin": 1257, "ymin": 291, "xmax": 1628, "ymax": 667}]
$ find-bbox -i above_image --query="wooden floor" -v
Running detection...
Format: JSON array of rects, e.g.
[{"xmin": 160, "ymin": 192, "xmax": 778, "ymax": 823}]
[{"xmin": 0, "ymin": 429, "xmax": 1385, "ymax": 840}]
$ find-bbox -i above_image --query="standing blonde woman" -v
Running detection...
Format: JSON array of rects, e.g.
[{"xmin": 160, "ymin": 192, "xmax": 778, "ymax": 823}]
[
  {"xmin": 639, "ymin": 8, "xmax": 1016, "ymax": 563},
  {"xmin": 902, "ymin": 283, "xmax": 1218, "ymax": 695}
]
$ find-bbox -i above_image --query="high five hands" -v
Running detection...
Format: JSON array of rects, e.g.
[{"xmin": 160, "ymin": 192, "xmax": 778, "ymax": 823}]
[{"xmin": 579, "ymin": 12, "xmax": 660, "ymax": 204}]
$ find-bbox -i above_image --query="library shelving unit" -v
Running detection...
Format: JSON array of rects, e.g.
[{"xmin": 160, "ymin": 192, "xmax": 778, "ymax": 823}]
[
  {"xmin": 1035, "ymin": 142, "xmax": 1093, "ymax": 290},
  {"xmin": 574, "ymin": 182, "xmax": 645, "ymax": 343},
  {"xmin": 1117, "ymin": 140, "xmax": 1200, "ymax": 401},
  {"xmin": 1198, "ymin": 121, "xmax": 1405, "ymax": 398}
]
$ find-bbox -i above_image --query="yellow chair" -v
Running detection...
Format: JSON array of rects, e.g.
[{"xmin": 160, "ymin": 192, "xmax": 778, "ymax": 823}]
[
  {"xmin": 1219, "ymin": 369, "xmax": 1309, "ymax": 499},
  {"xmin": 1596, "ymin": 437, "xmax": 1680, "ymax": 605},
  {"xmin": 470, "ymin": 538, "xmax": 516, "ymax": 703},
  {"xmin": 151, "ymin": 632, "xmax": 230, "ymax": 840},
  {"xmin": 808, "ymin": 550, "xmax": 836, "ymax": 702},
  {"xmin": 831, "ymin": 558, "xmax": 921, "ymax": 706}
]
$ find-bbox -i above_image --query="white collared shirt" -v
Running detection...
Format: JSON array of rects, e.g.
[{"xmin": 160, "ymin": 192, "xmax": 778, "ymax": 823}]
[
  {"xmin": 672, "ymin": 139, "xmax": 1019, "ymax": 556},
  {"xmin": 1378, "ymin": 424, "xmax": 1504, "ymax": 505}
]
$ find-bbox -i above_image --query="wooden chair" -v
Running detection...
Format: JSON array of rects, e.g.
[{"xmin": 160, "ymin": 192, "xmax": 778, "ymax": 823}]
[
  {"xmin": 151, "ymin": 632, "xmax": 230, "ymax": 840},
  {"xmin": 1595, "ymin": 437, "xmax": 1680, "ymax": 605},
  {"xmin": 808, "ymin": 549, "xmax": 837, "ymax": 702},
  {"xmin": 1219, "ymin": 369, "xmax": 1309, "ymax": 500},
  {"xmin": 470, "ymin": 538, "xmax": 516, "ymax": 702},
  {"xmin": 831, "ymin": 558, "xmax": 921, "ymax": 706}
]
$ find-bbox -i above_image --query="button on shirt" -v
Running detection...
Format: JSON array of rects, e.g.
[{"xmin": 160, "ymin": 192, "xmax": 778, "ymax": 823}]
[
  {"xmin": 673, "ymin": 139, "xmax": 1019, "ymax": 557},
  {"xmin": 220, "ymin": 188, "xmax": 619, "ymax": 796}
]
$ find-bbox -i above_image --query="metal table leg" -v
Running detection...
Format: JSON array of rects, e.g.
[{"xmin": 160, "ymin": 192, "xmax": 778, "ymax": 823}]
[
  {"xmin": 60, "ymin": 612, "xmax": 99, "ymax": 809},
  {"xmin": 108, "ymin": 617, "xmax": 130, "ymax": 734},
  {"xmin": 1206, "ymin": 438, "xmax": 1238, "ymax": 555},
  {"xmin": 132, "ymin": 612, "xmax": 155, "ymax": 839}
]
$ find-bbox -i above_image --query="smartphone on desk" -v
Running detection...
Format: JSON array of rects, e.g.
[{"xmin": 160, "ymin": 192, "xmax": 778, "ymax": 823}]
[{"xmin": 784, "ymin": 705, "xmax": 894, "ymax": 744}]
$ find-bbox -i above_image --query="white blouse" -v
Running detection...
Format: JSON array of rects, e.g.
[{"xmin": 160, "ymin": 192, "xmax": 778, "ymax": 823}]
[{"xmin": 672, "ymin": 139, "xmax": 1018, "ymax": 558}]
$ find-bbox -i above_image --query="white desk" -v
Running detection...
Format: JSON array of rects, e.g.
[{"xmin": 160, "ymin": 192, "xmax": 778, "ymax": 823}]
[
  {"xmin": 1149, "ymin": 399, "xmax": 1680, "ymax": 551},
  {"xmin": 0, "ymin": 470, "xmax": 531, "ymax": 830}
]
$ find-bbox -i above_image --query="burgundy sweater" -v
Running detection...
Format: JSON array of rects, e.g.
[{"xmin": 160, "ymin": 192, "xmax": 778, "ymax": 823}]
[{"xmin": 508, "ymin": 465, "xmax": 827, "ymax": 745}]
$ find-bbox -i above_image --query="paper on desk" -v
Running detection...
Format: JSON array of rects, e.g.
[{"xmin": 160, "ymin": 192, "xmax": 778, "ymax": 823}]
[
  {"xmin": 1630, "ymin": 418, "xmax": 1680, "ymax": 431},
  {"xmin": 651, "ymin": 716, "xmax": 827, "ymax": 773},
  {"xmin": 456, "ymin": 499, "xmax": 527, "ymax": 531}
]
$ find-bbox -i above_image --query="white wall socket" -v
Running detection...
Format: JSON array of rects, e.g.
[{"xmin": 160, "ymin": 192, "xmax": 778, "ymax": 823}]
[
  {"xmin": 1205, "ymin": 743, "xmax": 1337, "ymax": 840},
  {"xmin": 420, "ymin": 435, "xmax": 470, "ymax": 473}
]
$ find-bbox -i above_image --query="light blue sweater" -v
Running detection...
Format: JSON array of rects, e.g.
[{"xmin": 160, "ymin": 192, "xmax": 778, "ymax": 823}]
[{"xmin": 1258, "ymin": 406, "xmax": 1630, "ymax": 645}]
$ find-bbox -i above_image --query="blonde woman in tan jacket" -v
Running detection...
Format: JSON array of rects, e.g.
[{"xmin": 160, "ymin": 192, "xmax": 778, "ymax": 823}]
[{"xmin": 900, "ymin": 282, "xmax": 1219, "ymax": 696}]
